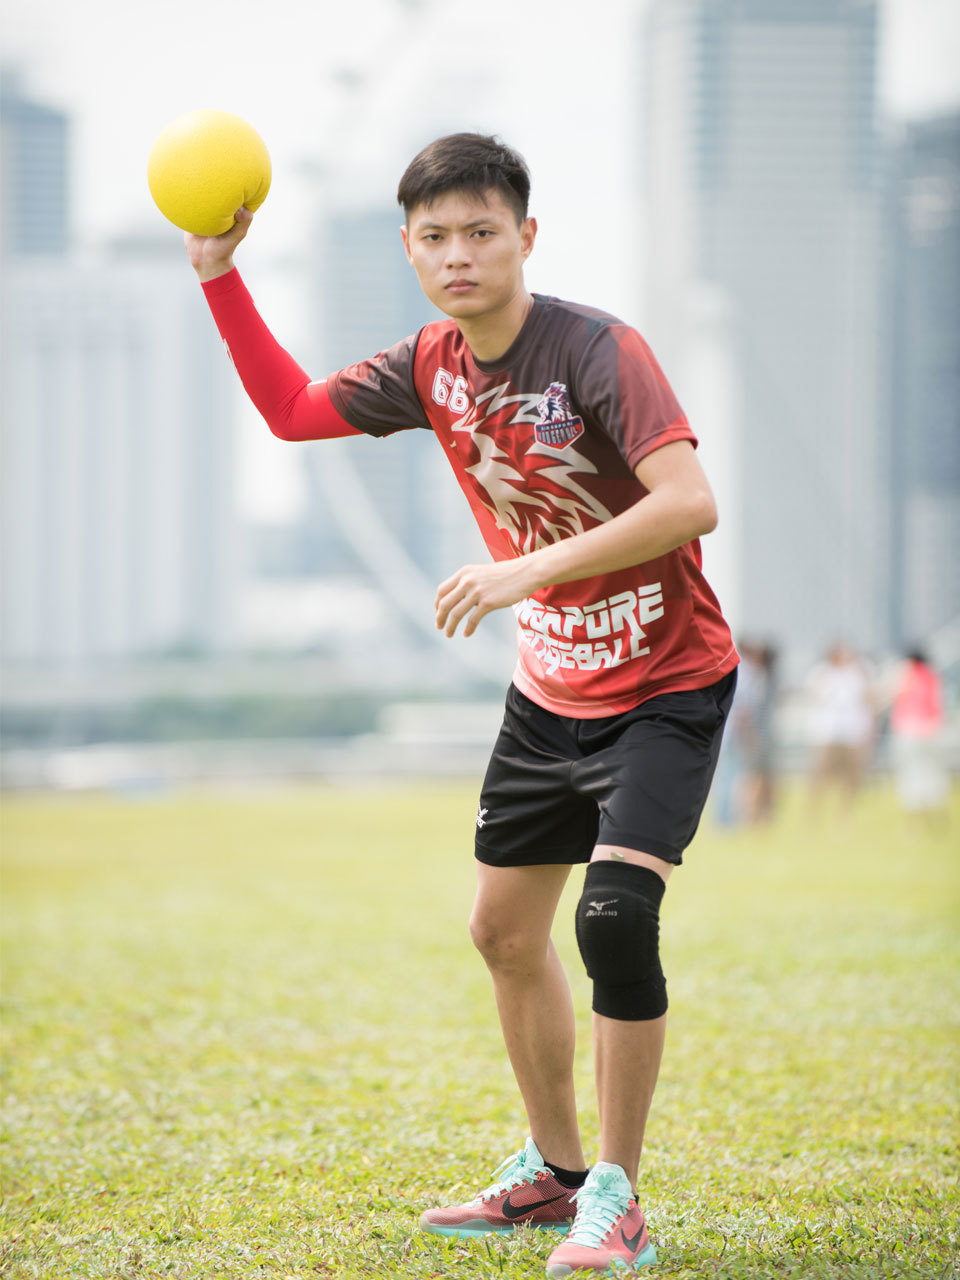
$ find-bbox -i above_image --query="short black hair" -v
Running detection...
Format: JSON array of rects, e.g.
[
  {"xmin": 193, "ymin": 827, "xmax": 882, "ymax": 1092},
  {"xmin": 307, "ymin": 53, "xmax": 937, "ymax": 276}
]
[{"xmin": 397, "ymin": 133, "xmax": 531, "ymax": 224}]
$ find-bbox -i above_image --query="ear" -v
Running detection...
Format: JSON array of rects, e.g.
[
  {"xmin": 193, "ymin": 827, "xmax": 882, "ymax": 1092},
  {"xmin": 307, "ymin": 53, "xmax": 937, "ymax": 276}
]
[
  {"xmin": 520, "ymin": 216, "xmax": 538, "ymax": 263},
  {"xmin": 400, "ymin": 224, "xmax": 413, "ymax": 264}
]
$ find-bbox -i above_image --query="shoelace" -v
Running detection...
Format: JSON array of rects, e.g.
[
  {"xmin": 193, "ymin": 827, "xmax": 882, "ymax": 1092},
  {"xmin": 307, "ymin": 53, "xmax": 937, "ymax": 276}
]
[
  {"xmin": 479, "ymin": 1147, "xmax": 540, "ymax": 1202},
  {"xmin": 568, "ymin": 1172, "xmax": 629, "ymax": 1247}
]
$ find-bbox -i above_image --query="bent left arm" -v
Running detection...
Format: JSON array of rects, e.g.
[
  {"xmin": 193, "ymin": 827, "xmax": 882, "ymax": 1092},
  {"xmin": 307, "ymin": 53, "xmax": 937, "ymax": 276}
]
[{"xmin": 435, "ymin": 440, "xmax": 718, "ymax": 637}]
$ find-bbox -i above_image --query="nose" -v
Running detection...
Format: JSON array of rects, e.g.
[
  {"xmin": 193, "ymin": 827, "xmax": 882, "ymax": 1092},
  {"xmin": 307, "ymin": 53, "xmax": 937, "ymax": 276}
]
[{"xmin": 445, "ymin": 234, "xmax": 472, "ymax": 269}]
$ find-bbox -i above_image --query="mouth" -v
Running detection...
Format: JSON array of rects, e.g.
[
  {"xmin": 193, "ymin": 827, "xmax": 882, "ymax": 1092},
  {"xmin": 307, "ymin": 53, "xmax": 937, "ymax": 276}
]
[{"xmin": 445, "ymin": 279, "xmax": 478, "ymax": 294}]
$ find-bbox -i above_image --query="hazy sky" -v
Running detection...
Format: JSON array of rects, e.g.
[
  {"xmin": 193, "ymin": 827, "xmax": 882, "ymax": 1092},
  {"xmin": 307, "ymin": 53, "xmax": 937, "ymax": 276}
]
[
  {"xmin": 5, "ymin": 0, "xmax": 959, "ymax": 256},
  {"xmin": 4, "ymin": 0, "xmax": 959, "ymax": 520}
]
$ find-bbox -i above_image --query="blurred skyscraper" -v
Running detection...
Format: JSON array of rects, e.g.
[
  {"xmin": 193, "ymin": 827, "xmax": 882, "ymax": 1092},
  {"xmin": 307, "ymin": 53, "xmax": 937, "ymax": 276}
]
[
  {"xmin": 644, "ymin": 0, "xmax": 887, "ymax": 654},
  {"xmin": 1, "ymin": 254, "xmax": 240, "ymax": 663},
  {"xmin": 0, "ymin": 70, "xmax": 69, "ymax": 256},
  {"xmin": 889, "ymin": 112, "xmax": 960, "ymax": 647},
  {"xmin": 0, "ymin": 79, "xmax": 240, "ymax": 665}
]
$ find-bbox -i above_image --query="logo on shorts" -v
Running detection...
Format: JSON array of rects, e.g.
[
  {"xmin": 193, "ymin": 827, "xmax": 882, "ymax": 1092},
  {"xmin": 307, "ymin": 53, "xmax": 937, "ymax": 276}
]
[
  {"xmin": 476, "ymin": 806, "xmax": 489, "ymax": 829},
  {"xmin": 534, "ymin": 382, "xmax": 584, "ymax": 449},
  {"xmin": 586, "ymin": 898, "xmax": 619, "ymax": 918}
]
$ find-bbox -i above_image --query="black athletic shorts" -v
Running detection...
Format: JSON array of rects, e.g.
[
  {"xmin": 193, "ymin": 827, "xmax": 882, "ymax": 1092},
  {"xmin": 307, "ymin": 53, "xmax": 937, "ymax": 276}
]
[{"xmin": 474, "ymin": 669, "xmax": 737, "ymax": 868}]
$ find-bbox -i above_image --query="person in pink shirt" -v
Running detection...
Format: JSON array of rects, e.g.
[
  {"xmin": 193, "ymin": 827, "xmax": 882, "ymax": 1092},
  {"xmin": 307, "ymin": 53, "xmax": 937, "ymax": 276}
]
[{"xmin": 890, "ymin": 650, "xmax": 949, "ymax": 820}]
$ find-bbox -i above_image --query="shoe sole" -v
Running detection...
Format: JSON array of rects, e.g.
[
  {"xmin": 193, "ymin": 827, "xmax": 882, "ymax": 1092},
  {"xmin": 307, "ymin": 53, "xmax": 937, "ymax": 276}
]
[
  {"xmin": 421, "ymin": 1215, "xmax": 571, "ymax": 1239},
  {"xmin": 546, "ymin": 1240, "xmax": 658, "ymax": 1276}
]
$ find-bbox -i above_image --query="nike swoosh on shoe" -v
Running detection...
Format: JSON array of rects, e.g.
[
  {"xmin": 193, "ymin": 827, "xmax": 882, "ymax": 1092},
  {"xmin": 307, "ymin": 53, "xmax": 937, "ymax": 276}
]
[
  {"xmin": 501, "ymin": 1191, "xmax": 570, "ymax": 1220},
  {"xmin": 621, "ymin": 1222, "xmax": 646, "ymax": 1252}
]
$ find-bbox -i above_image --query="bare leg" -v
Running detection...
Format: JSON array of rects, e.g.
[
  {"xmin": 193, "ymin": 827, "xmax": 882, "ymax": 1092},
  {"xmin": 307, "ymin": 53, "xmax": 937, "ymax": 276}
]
[
  {"xmin": 593, "ymin": 1011, "xmax": 666, "ymax": 1186},
  {"xmin": 470, "ymin": 861, "xmax": 584, "ymax": 1171},
  {"xmin": 589, "ymin": 845, "xmax": 674, "ymax": 1187}
]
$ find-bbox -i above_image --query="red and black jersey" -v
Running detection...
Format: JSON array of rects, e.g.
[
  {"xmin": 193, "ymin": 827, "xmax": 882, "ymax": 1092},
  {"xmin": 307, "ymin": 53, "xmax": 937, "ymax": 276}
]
[
  {"xmin": 203, "ymin": 272, "xmax": 737, "ymax": 717},
  {"xmin": 328, "ymin": 295, "xmax": 737, "ymax": 716}
]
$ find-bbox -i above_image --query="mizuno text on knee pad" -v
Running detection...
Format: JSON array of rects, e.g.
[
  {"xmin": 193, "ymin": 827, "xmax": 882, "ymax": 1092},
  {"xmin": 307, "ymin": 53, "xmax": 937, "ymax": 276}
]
[{"xmin": 575, "ymin": 861, "xmax": 668, "ymax": 1021}]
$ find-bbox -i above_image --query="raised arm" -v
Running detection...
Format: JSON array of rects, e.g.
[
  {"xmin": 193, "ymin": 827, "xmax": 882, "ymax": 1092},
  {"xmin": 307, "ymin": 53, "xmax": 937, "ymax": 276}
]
[{"xmin": 185, "ymin": 209, "xmax": 360, "ymax": 442}]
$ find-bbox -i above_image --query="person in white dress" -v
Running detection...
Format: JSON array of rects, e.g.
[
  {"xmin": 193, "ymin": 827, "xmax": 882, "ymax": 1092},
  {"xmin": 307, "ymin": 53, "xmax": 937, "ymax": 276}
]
[{"xmin": 807, "ymin": 643, "xmax": 876, "ymax": 809}]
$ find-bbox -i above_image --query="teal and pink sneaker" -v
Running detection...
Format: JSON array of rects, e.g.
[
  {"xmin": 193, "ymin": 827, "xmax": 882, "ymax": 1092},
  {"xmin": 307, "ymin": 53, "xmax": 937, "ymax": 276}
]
[
  {"xmin": 545, "ymin": 1162, "xmax": 657, "ymax": 1276},
  {"xmin": 420, "ymin": 1138, "xmax": 578, "ymax": 1238}
]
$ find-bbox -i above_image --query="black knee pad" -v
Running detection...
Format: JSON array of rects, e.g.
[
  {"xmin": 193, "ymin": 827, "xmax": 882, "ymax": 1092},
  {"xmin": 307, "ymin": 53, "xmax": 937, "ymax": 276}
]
[{"xmin": 575, "ymin": 861, "xmax": 668, "ymax": 1021}]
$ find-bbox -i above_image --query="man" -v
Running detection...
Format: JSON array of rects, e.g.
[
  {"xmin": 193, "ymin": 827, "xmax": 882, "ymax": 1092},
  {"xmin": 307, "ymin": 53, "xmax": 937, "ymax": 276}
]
[{"xmin": 187, "ymin": 133, "xmax": 738, "ymax": 1277}]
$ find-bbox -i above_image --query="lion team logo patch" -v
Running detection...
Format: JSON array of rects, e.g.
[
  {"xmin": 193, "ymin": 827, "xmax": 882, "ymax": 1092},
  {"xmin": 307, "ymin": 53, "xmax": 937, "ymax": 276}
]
[{"xmin": 534, "ymin": 381, "xmax": 585, "ymax": 448}]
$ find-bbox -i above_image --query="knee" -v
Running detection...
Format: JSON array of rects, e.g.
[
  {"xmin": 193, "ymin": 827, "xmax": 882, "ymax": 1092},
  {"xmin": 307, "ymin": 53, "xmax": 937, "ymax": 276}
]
[
  {"xmin": 575, "ymin": 861, "xmax": 668, "ymax": 1020},
  {"xmin": 469, "ymin": 912, "xmax": 546, "ymax": 976}
]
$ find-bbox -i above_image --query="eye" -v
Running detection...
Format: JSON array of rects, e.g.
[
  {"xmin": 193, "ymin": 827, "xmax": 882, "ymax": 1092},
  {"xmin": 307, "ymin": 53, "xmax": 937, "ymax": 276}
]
[
  {"xmin": 422, "ymin": 233, "xmax": 442, "ymax": 243},
  {"xmin": 473, "ymin": 229, "xmax": 494, "ymax": 238}
]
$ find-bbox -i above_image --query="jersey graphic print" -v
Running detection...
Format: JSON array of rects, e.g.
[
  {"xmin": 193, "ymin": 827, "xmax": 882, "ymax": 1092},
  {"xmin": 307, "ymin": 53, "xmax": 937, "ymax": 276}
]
[
  {"xmin": 452, "ymin": 382, "xmax": 612, "ymax": 556},
  {"xmin": 325, "ymin": 293, "xmax": 738, "ymax": 716},
  {"xmin": 515, "ymin": 583, "xmax": 665, "ymax": 677},
  {"xmin": 534, "ymin": 382, "xmax": 585, "ymax": 449}
]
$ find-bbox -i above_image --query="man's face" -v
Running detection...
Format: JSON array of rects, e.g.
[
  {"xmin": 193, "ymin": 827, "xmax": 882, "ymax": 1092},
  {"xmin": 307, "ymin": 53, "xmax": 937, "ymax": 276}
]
[{"xmin": 401, "ymin": 188, "xmax": 537, "ymax": 322}]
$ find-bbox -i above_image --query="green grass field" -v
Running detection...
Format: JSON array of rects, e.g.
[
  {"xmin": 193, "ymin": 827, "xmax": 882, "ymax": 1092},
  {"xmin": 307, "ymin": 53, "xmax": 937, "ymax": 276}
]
[{"xmin": 2, "ymin": 782, "xmax": 958, "ymax": 1279}]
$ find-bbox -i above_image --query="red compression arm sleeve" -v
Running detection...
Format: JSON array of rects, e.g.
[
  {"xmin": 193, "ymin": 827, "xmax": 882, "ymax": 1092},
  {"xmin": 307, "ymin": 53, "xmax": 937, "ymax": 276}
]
[{"xmin": 201, "ymin": 269, "xmax": 360, "ymax": 442}]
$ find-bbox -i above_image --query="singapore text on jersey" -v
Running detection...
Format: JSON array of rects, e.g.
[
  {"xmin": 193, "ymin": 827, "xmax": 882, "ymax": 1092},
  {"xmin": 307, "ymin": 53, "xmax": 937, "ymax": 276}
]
[{"xmin": 514, "ymin": 585, "xmax": 665, "ymax": 676}]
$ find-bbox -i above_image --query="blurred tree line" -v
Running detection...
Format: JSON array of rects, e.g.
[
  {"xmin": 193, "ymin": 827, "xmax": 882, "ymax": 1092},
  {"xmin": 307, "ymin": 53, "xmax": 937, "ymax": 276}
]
[{"xmin": 2, "ymin": 691, "xmax": 384, "ymax": 746}]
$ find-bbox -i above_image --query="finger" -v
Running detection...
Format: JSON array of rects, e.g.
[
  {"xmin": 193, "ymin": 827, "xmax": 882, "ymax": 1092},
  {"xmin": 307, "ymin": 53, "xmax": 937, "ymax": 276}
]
[
  {"xmin": 232, "ymin": 207, "xmax": 255, "ymax": 237},
  {"xmin": 462, "ymin": 602, "xmax": 491, "ymax": 638},
  {"xmin": 435, "ymin": 569, "xmax": 464, "ymax": 611},
  {"xmin": 436, "ymin": 569, "xmax": 479, "ymax": 628},
  {"xmin": 444, "ymin": 591, "xmax": 479, "ymax": 638},
  {"xmin": 222, "ymin": 209, "xmax": 252, "ymax": 245},
  {"xmin": 435, "ymin": 583, "xmax": 461, "ymax": 629}
]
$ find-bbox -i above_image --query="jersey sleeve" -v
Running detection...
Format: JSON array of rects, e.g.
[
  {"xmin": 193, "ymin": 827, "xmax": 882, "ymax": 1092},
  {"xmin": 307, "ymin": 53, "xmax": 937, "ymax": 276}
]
[
  {"xmin": 574, "ymin": 323, "xmax": 696, "ymax": 471},
  {"xmin": 201, "ymin": 269, "xmax": 360, "ymax": 442},
  {"xmin": 327, "ymin": 337, "xmax": 430, "ymax": 437}
]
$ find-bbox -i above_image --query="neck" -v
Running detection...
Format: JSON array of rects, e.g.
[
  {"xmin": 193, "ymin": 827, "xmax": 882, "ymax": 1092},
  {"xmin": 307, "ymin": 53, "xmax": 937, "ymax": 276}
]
[{"xmin": 458, "ymin": 287, "xmax": 534, "ymax": 363}]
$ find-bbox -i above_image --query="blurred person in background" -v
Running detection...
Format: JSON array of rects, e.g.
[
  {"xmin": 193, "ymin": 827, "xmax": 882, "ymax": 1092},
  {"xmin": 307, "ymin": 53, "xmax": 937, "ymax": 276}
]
[
  {"xmin": 888, "ymin": 649, "xmax": 949, "ymax": 825},
  {"xmin": 807, "ymin": 642, "xmax": 876, "ymax": 813},
  {"xmin": 727, "ymin": 640, "xmax": 779, "ymax": 825}
]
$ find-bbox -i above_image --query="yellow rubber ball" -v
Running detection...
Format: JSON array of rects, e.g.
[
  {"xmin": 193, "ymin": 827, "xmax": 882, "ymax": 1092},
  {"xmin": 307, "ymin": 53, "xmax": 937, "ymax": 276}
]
[{"xmin": 147, "ymin": 109, "xmax": 271, "ymax": 237}]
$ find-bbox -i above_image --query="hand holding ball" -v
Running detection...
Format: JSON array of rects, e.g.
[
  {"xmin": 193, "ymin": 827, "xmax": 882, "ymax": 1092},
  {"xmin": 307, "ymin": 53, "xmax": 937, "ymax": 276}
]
[{"xmin": 147, "ymin": 110, "xmax": 271, "ymax": 237}]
